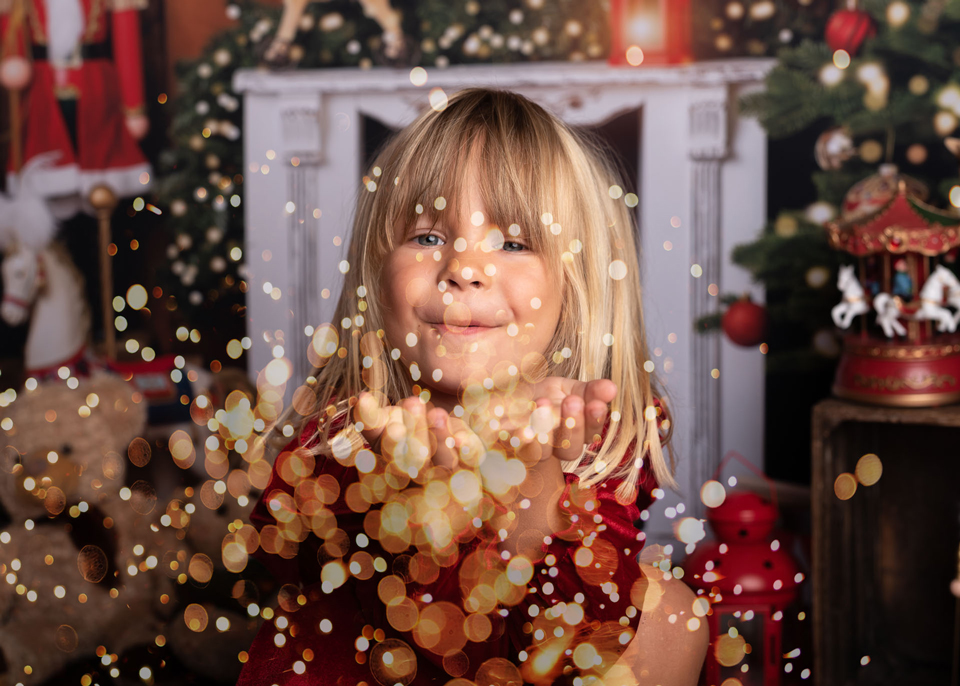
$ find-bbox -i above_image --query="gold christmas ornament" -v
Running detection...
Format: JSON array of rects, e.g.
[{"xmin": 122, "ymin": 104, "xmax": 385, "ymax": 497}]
[
  {"xmin": 815, "ymin": 127, "xmax": 855, "ymax": 170},
  {"xmin": 859, "ymin": 139, "xmax": 884, "ymax": 164},
  {"xmin": 774, "ymin": 215, "xmax": 799, "ymax": 238},
  {"xmin": 906, "ymin": 144, "xmax": 927, "ymax": 165},
  {"xmin": 908, "ymin": 74, "xmax": 930, "ymax": 95}
]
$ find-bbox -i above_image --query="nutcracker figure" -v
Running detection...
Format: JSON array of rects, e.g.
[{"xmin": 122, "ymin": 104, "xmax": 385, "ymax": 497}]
[{"xmin": 0, "ymin": 0, "xmax": 151, "ymax": 216}]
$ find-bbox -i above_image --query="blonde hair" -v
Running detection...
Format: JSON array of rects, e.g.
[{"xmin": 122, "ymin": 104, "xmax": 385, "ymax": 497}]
[{"xmin": 264, "ymin": 87, "xmax": 678, "ymax": 499}]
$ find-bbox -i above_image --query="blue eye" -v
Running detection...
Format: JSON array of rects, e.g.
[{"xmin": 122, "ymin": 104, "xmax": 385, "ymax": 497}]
[
  {"xmin": 503, "ymin": 241, "xmax": 527, "ymax": 252},
  {"xmin": 414, "ymin": 234, "xmax": 444, "ymax": 247}
]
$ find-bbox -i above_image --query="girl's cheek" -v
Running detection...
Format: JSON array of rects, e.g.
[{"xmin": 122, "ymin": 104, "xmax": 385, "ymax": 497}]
[{"xmin": 402, "ymin": 276, "xmax": 433, "ymax": 309}]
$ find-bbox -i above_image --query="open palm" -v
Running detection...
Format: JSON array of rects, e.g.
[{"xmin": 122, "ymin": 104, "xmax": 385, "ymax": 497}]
[{"xmin": 355, "ymin": 377, "xmax": 618, "ymax": 471}]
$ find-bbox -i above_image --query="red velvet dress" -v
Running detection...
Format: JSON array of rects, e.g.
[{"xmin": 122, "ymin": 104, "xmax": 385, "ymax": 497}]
[{"xmin": 237, "ymin": 403, "xmax": 663, "ymax": 686}]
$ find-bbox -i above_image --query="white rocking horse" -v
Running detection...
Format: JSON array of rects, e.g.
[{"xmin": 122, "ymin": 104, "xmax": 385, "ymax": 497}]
[
  {"xmin": 872, "ymin": 264, "xmax": 960, "ymax": 337},
  {"xmin": 0, "ymin": 154, "xmax": 91, "ymax": 374},
  {"xmin": 1, "ymin": 240, "xmax": 92, "ymax": 373},
  {"xmin": 832, "ymin": 265, "xmax": 871, "ymax": 328}
]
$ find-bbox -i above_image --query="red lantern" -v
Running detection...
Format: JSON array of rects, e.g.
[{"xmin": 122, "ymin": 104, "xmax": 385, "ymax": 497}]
[
  {"xmin": 608, "ymin": 0, "xmax": 693, "ymax": 66},
  {"xmin": 684, "ymin": 453, "xmax": 803, "ymax": 686},
  {"xmin": 825, "ymin": 0, "xmax": 877, "ymax": 56},
  {"xmin": 721, "ymin": 297, "xmax": 768, "ymax": 347}
]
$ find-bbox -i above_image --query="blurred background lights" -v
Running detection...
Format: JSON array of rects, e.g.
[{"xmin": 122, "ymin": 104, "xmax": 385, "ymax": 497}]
[
  {"xmin": 625, "ymin": 45, "xmax": 644, "ymax": 66},
  {"xmin": 700, "ymin": 479, "xmax": 726, "ymax": 508},
  {"xmin": 429, "ymin": 87, "xmax": 448, "ymax": 111},
  {"xmin": 675, "ymin": 517, "xmax": 706, "ymax": 544},
  {"xmin": 126, "ymin": 284, "xmax": 148, "ymax": 310},
  {"xmin": 410, "ymin": 67, "xmax": 428, "ymax": 86},
  {"xmin": 227, "ymin": 339, "xmax": 244, "ymax": 359}
]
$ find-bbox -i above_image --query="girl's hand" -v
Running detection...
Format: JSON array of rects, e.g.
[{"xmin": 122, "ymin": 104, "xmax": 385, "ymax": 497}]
[
  {"xmin": 525, "ymin": 377, "xmax": 618, "ymax": 462},
  {"xmin": 354, "ymin": 392, "xmax": 486, "ymax": 473}
]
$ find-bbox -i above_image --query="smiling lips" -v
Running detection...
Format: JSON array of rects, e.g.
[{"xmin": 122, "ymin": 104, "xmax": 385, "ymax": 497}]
[{"xmin": 431, "ymin": 321, "xmax": 498, "ymax": 335}]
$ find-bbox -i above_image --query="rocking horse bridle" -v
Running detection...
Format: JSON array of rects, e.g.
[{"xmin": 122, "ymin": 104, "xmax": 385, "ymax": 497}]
[{"xmin": 2, "ymin": 251, "xmax": 46, "ymax": 310}]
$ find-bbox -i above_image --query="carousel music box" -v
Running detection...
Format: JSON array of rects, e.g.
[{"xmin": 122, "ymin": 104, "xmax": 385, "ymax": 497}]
[{"xmin": 826, "ymin": 163, "xmax": 960, "ymax": 407}]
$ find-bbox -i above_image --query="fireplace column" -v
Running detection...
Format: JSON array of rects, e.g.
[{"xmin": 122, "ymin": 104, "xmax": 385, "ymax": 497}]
[
  {"xmin": 281, "ymin": 96, "xmax": 324, "ymax": 388},
  {"xmin": 688, "ymin": 86, "xmax": 730, "ymax": 517}
]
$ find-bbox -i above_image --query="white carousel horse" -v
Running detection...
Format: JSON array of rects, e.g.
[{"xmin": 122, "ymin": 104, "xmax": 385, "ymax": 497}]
[
  {"xmin": 872, "ymin": 264, "xmax": 960, "ymax": 337},
  {"xmin": 831, "ymin": 265, "xmax": 870, "ymax": 328},
  {"xmin": 1, "ymin": 240, "xmax": 91, "ymax": 372},
  {"xmin": 873, "ymin": 293, "xmax": 908, "ymax": 338},
  {"xmin": 909, "ymin": 264, "xmax": 957, "ymax": 333}
]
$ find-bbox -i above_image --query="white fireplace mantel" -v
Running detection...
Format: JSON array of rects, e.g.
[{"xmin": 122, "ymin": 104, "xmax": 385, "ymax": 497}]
[{"xmin": 235, "ymin": 58, "xmax": 775, "ymax": 547}]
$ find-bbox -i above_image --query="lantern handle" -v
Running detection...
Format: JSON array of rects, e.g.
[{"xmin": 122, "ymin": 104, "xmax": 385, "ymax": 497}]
[{"xmin": 711, "ymin": 450, "xmax": 778, "ymax": 513}]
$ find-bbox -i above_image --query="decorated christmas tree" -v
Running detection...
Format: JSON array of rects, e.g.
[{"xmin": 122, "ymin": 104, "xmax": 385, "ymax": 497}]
[{"xmin": 706, "ymin": 0, "xmax": 960, "ymax": 375}]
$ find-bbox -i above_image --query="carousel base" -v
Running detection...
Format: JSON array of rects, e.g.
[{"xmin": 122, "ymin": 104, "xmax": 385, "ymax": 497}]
[{"xmin": 833, "ymin": 334, "xmax": 960, "ymax": 407}]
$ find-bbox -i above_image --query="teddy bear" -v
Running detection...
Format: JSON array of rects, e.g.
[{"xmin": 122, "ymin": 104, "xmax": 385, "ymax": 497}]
[{"xmin": 0, "ymin": 370, "xmax": 182, "ymax": 685}]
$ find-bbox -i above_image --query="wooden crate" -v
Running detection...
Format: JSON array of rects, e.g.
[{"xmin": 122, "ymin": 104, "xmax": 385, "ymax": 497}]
[{"xmin": 811, "ymin": 399, "xmax": 960, "ymax": 685}]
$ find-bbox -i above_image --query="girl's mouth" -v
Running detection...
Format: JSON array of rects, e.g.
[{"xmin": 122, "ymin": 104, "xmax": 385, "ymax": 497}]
[{"xmin": 431, "ymin": 323, "xmax": 498, "ymax": 336}]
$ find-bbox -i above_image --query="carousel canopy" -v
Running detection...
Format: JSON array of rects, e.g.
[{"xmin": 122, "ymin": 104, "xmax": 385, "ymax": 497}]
[{"xmin": 826, "ymin": 180, "xmax": 960, "ymax": 257}]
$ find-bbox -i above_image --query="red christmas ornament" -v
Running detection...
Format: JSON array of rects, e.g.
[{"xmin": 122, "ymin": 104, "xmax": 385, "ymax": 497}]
[
  {"xmin": 722, "ymin": 297, "xmax": 768, "ymax": 347},
  {"xmin": 825, "ymin": 1, "xmax": 877, "ymax": 56}
]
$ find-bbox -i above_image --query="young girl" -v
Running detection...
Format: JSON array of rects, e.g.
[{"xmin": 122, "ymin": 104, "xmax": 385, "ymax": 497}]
[{"xmin": 238, "ymin": 88, "xmax": 708, "ymax": 686}]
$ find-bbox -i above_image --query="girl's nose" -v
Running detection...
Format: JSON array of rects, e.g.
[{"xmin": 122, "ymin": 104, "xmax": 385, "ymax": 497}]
[{"xmin": 443, "ymin": 253, "xmax": 490, "ymax": 290}]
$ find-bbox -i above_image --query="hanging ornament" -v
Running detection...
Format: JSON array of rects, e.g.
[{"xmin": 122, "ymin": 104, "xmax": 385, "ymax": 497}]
[
  {"xmin": 886, "ymin": 1, "xmax": 910, "ymax": 28},
  {"xmin": 806, "ymin": 201, "xmax": 838, "ymax": 224},
  {"xmin": 815, "ymin": 127, "xmax": 856, "ymax": 170},
  {"xmin": 806, "ymin": 266, "xmax": 831, "ymax": 288},
  {"xmin": 213, "ymin": 48, "xmax": 233, "ymax": 67},
  {"xmin": 825, "ymin": 0, "xmax": 876, "ymax": 56},
  {"xmin": 935, "ymin": 111, "xmax": 959, "ymax": 136},
  {"xmin": 906, "ymin": 144, "xmax": 928, "ymax": 165},
  {"xmin": 813, "ymin": 329, "xmax": 841, "ymax": 357},
  {"xmin": 774, "ymin": 214, "xmax": 799, "ymax": 238},
  {"xmin": 722, "ymin": 296, "xmax": 768, "ymax": 347}
]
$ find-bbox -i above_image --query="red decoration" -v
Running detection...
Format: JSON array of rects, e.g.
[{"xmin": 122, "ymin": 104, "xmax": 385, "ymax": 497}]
[
  {"xmin": 608, "ymin": 0, "xmax": 693, "ymax": 66},
  {"xmin": 684, "ymin": 453, "xmax": 803, "ymax": 686},
  {"xmin": 0, "ymin": 0, "xmax": 151, "ymax": 207},
  {"xmin": 825, "ymin": 175, "xmax": 960, "ymax": 407},
  {"xmin": 722, "ymin": 297, "xmax": 768, "ymax": 347},
  {"xmin": 825, "ymin": 2, "xmax": 877, "ymax": 56}
]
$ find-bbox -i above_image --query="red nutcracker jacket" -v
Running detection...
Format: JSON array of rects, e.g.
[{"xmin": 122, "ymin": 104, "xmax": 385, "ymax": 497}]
[{"xmin": 1, "ymin": 0, "xmax": 151, "ymax": 201}]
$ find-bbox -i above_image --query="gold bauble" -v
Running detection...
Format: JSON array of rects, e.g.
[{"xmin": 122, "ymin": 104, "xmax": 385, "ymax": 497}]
[
  {"xmin": 906, "ymin": 144, "xmax": 927, "ymax": 165},
  {"xmin": 909, "ymin": 74, "xmax": 929, "ymax": 95},
  {"xmin": 774, "ymin": 215, "xmax": 798, "ymax": 238},
  {"xmin": 859, "ymin": 139, "xmax": 884, "ymax": 163}
]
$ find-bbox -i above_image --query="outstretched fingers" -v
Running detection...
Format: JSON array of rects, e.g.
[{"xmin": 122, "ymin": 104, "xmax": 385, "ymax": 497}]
[
  {"xmin": 356, "ymin": 391, "xmax": 389, "ymax": 452},
  {"xmin": 583, "ymin": 379, "xmax": 617, "ymax": 443},
  {"xmin": 426, "ymin": 407, "xmax": 458, "ymax": 470},
  {"xmin": 554, "ymin": 394, "xmax": 586, "ymax": 461}
]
